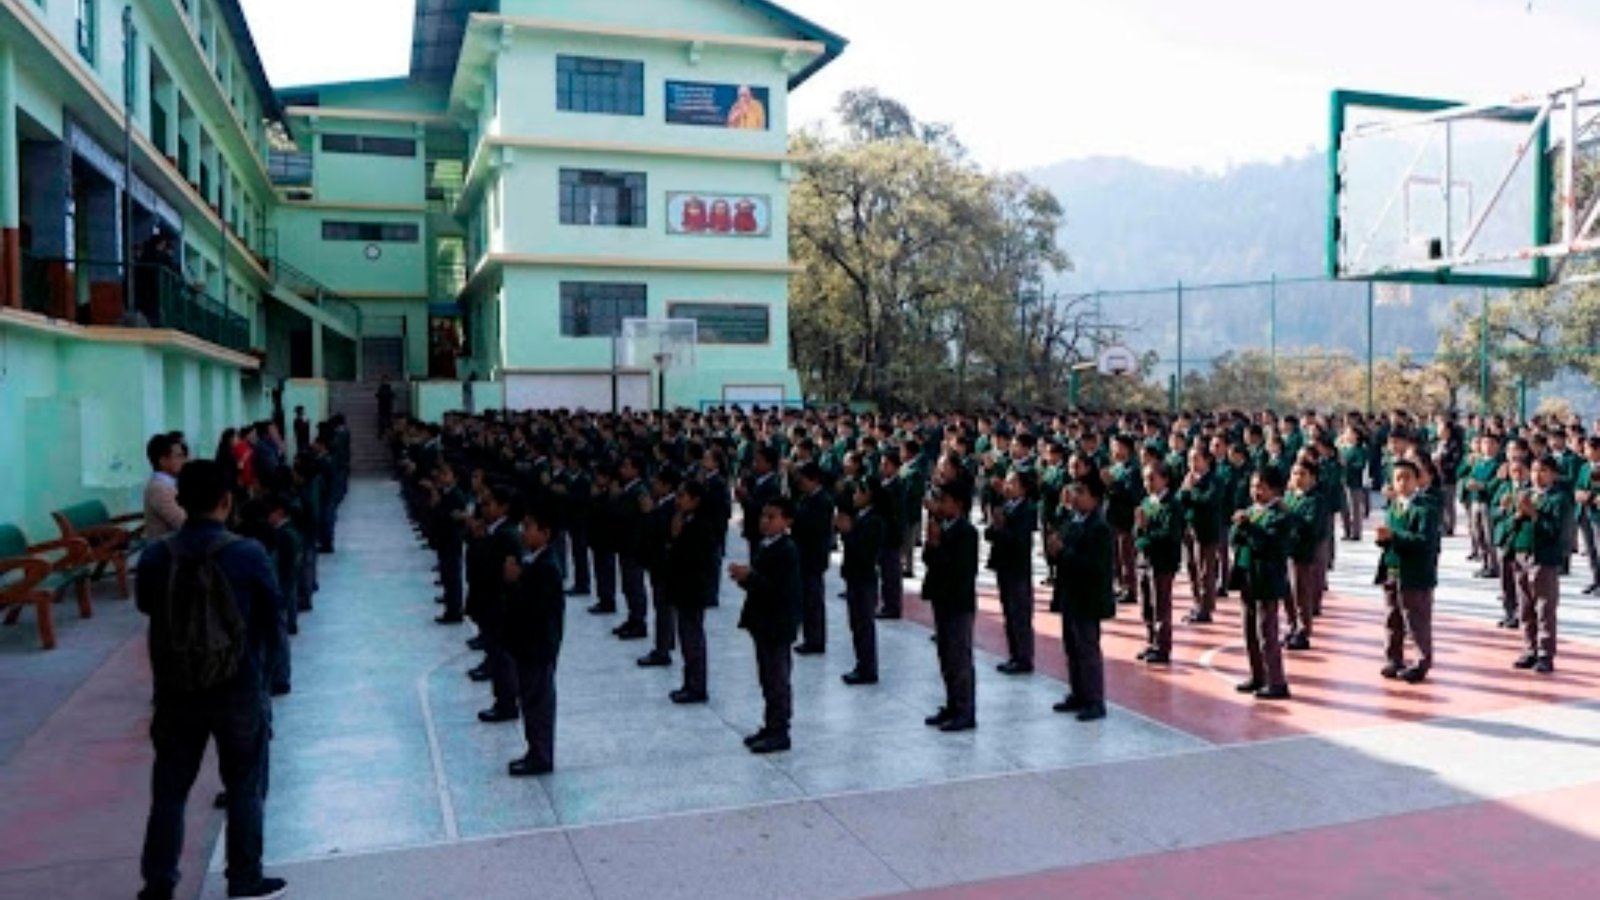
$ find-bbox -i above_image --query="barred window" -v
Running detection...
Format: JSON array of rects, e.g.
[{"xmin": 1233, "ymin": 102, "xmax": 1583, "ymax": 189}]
[
  {"xmin": 559, "ymin": 169, "xmax": 646, "ymax": 228},
  {"xmin": 321, "ymin": 134, "xmax": 417, "ymax": 158},
  {"xmin": 560, "ymin": 282, "xmax": 646, "ymax": 337},
  {"xmin": 322, "ymin": 221, "xmax": 420, "ymax": 243},
  {"xmin": 556, "ymin": 56, "xmax": 644, "ymax": 116}
]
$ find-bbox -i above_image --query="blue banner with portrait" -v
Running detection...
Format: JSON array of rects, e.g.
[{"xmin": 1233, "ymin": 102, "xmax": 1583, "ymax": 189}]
[{"xmin": 665, "ymin": 80, "xmax": 770, "ymax": 130}]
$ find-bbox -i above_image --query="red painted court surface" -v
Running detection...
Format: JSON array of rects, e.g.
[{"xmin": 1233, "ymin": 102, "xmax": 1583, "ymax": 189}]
[
  {"xmin": 892, "ymin": 780, "xmax": 1600, "ymax": 900},
  {"xmin": 904, "ymin": 581, "xmax": 1600, "ymax": 745}
]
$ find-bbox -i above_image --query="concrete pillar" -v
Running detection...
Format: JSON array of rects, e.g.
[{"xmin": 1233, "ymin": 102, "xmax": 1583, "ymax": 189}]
[
  {"xmin": 0, "ymin": 43, "xmax": 19, "ymax": 309},
  {"xmin": 311, "ymin": 319, "xmax": 325, "ymax": 378}
]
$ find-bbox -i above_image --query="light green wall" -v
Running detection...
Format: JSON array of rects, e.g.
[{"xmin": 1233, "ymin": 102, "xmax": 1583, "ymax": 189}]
[
  {"xmin": 292, "ymin": 78, "xmax": 450, "ymax": 116},
  {"xmin": 282, "ymin": 379, "xmax": 328, "ymax": 426},
  {"xmin": 350, "ymin": 298, "xmax": 430, "ymax": 377},
  {"xmin": 499, "ymin": 0, "xmax": 782, "ymax": 40},
  {"xmin": 309, "ymin": 117, "xmax": 428, "ymax": 206},
  {"xmin": 271, "ymin": 206, "xmax": 427, "ymax": 296}
]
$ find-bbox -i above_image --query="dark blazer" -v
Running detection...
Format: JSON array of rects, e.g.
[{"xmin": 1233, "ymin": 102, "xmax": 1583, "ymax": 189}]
[
  {"xmin": 666, "ymin": 513, "xmax": 717, "ymax": 609},
  {"xmin": 984, "ymin": 499, "xmax": 1036, "ymax": 575},
  {"xmin": 922, "ymin": 517, "xmax": 979, "ymax": 617},
  {"xmin": 737, "ymin": 534, "xmax": 802, "ymax": 644},
  {"xmin": 466, "ymin": 518, "xmax": 522, "ymax": 625},
  {"xmin": 702, "ymin": 470, "xmax": 731, "ymax": 541},
  {"xmin": 506, "ymin": 548, "xmax": 565, "ymax": 663},
  {"xmin": 1134, "ymin": 492, "xmax": 1184, "ymax": 574},
  {"xmin": 1049, "ymin": 509, "xmax": 1116, "ymax": 621},
  {"xmin": 840, "ymin": 508, "xmax": 885, "ymax": 583},
  {"xmin": 741, "ymin": 473, "xmax": 782, "ymax": 543},
  {"xmin": 643, "ymin": 497, "xmax": 676, "ymax": 574},
  {"xmin": 792, "ymin": 488, "xmax": 835, "ymax": 574},
  {"xmin": 614, "ymin": 479, "xmax": 649, "ymax": 560}
]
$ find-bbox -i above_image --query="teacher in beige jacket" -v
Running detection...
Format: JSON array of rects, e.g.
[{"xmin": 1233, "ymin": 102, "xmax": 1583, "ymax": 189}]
[{"xmin": 143, "ymin": 433, "xmax": 189, "ymax": 540}]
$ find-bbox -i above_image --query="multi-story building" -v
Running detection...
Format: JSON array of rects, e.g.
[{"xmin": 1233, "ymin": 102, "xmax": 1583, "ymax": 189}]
[{"xmin": 0, "ymin": 0, "xmax": 843, "ymax": 534}]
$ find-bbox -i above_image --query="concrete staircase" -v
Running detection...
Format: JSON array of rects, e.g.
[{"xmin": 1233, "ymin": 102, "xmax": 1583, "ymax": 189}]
[{"xmin": 327, "ymin": 380, "xmax": 400, "ymax": 474}]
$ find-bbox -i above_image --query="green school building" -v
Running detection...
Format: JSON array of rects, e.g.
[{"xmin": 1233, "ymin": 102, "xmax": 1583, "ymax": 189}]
[{"xmin": 0, "ymin": 0, "xmax": 844, "ymax": 535}]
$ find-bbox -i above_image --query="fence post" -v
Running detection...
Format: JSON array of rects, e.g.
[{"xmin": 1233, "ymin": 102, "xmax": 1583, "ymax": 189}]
[
  {"xmin": 1174, "ymin": 281, "xmax": 1184, "ymax": 412},
  {"xmin": 1366, "ymin": 281, "xmax": 1375, "ymax": 415},
  {"xmin": 1478, "ymin": 290, "xmax": 1491, "ymax": 414},
  {"xmin": 1269, "ymin": 274, "xmax": 1278, "ymax": 410}
]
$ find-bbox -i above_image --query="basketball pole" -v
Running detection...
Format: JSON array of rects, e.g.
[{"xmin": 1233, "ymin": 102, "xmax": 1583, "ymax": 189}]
[
  {"xmin": 1365, "ymin": 281, "xmax": 1375, "ymax": 415},
  {"xmin": 1268, "ymin": 274, "xmax": 1278, "ymax": 410},
  {"xmin": 1174, "ymin": 281, "xmax": 1184, "ymax": 412}
]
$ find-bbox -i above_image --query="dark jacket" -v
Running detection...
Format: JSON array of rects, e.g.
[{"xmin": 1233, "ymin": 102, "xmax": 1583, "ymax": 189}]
[
  {"xmin": 737, "ymin": 534, "xmax": 802, "ymax": 644},
  {"xmin": 840, "ymin": 508, "xmax": 885, "ymax": 583},
  {"xmin": 136, "ymin": 520, "xmax": 284, "ymax": 697},
  {"xmin": 505, "ymin": 547, "xmax": 565, "ymax": 663},
  {"xmin": 792, "ymin": 488, "xmax": 835, "ymax": 574},
  {"xmin": 1178, "ymin": 471, "xmax": 1224, "ymax": 546},
  {"xmin": 466, "ymin": 517, "xmax": 523, "ymax": 625},
  {"xmin": 643, "ymin": 496, "xmax": 676, "ymax": 574},
  {"xmin": 741, "ymin": 472, "xmax": 782, "ymax": 543},
  {"xmin": 666, "ymin": 513, "xmax": 717, "ymax": 609},
  {"xmin": 1377, "ymin": 496, "xmax": 1440, "ymax": 589},
  {"xmin": 1049, "ymin": 508, "xmax": 1116, "ymax": 621},
  {"xmin": 984, "ymin": 498, "xmax": 1036, "ymax": 575},
  {"xmin": 1134, "ymin": 492, "xmax": 1184, "ymax": 574},
  {"xmin": 922, "ymin": 517, "xmax": 979, "ymax": 617},
  {"xmin": 1229, "ymin": 502, "xmax": 1292, "ymax": 602}
]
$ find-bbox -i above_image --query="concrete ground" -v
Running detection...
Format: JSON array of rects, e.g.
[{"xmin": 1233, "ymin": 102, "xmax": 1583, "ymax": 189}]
[{"xmin": 2, "ymin": 478, "xmax": 1597, "ymax": 900}]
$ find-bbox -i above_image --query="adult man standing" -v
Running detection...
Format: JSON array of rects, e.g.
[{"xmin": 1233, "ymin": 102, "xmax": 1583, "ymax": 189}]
[
  {"xmin": 143, "ymin": 433, "xmax": 188, "ymax": 541},
  {"xmin": 376, "ymin": 376, "xmax": 396, "ymax": 436},
  {"xmin": 136, "ymin": 461, "xmax": 288, "ymax": 900}
]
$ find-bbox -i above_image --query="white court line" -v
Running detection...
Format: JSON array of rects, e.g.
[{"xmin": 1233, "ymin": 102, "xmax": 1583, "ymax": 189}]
[
  {"xmin": 1197, "ymin": 640, "xmax": 1247, "ymax": 687},
  {"xmin": 417, "ymin": 661, "xmax": 461, "ymax": 842}
]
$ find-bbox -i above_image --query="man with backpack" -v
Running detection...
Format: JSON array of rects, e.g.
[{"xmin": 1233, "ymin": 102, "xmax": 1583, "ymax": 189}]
[{"xmin": 136, "ymin": 460, "xmax": 288, "ymax": 900}]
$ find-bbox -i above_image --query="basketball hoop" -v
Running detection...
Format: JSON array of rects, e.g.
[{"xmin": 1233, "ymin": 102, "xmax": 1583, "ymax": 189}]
[{"xmin": 620, "ymin": 318, "xmax": 697, "ymax": 414}]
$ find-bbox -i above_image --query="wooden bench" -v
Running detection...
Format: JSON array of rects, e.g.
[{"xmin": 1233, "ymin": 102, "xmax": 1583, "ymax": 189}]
[
  {"xmin": 0, "ymin": 525, "xmax": 94, "ymax": 650},
  {"xmin": 51, "ymin": 500, "xmax": 144, "ymax": 599}
]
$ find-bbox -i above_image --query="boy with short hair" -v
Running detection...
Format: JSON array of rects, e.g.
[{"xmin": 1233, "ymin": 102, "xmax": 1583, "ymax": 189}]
[
  {"xmin": 1049, "ymin": 478, "xmax": 1115, "ymax": 721},
  {"xmin": 1133, "ymin": 461, "xmax": 1182, "ymax": 664},
  {"xmin": 1375, "ymin": 459, "xmax": 1437, "ymax": 684},
  {"xmin": 986, "ymin": 470, "xmax": 1038, "ymax": 674},
  {"xmin": 503, "ymin": 503, "xmax": 565, "ymax": 776},
  {"xmin": 730, "ymin": 498, "xmax": 802, "ymax": 754},
  {"xmin": 923, "ymin": 480, "xmax": 980, "ymax": 731},
  {"xmin": 1229, "ymin": 468, "xmax": 1293, "ymax": 700}
]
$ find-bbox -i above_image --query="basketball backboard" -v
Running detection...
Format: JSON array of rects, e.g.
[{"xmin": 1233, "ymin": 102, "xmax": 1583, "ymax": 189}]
[
  {"xmin": 1327, "ymin": 87, "xmax": 1581, "ymax": 288},
  {"xmin": 619, "ymin": 318, "xmax": 698, "ymax": 371}
]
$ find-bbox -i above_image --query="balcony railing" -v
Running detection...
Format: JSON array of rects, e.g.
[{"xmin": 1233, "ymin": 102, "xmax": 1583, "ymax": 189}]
[
  {"xmin": 19, "ymin": 254, "xmax": 252, "ymax": 354},
  {"xmin": 270, "ymin": 254, "xmax": 362, "ymax": 336}
]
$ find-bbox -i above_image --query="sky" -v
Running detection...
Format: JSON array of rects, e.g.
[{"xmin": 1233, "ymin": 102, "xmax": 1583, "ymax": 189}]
[{"xmin": 238, "ymin": 0, "xmax": 1600, "ymax": 173}]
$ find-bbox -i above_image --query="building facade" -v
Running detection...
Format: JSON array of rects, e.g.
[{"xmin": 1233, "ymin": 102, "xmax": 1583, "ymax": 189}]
[{"xmin": 0, "ymin": 0, "xmax": 842, "ymax": 533}]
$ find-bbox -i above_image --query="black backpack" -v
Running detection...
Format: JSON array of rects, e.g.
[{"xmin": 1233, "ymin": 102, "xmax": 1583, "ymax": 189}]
[{"xmin": 151, "ymin": 534, "xmax": 245, "ymax": 692}]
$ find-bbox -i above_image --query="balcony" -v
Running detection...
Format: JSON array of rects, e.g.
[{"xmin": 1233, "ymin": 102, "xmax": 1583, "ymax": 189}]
[{"xmin": 20, "ymin": 255, "xmax": 252, "ymax": 353}]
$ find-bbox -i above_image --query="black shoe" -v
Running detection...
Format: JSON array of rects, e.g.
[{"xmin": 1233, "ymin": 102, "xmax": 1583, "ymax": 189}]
[
  {"xmin": 1075, "ymin": 703, "xmax": 1107, "ymax": 722},
  {"xmin": 1467, "ymin": 552, "xmax": 1481, "ymax": 561},
  {"xmin": 1499, "ymin": 616, "xmax": 1520, "ymax": 630},
  {"xmin": 1585, "ymin": 584, "xmax": 1600, "ymax": 596},
  {"xmin": 615, "ymin": 622, "xmax": 648, "ymax": 640},
  {"xmin": 996, "ymin": 660, "xmax": 1034, "ymax": 675},
  {"xmin": 478, "ymin": 706, "xmax": 518, "ymax": 723},
  {"xmin": 1284, "ymin": 633, "xmax": 1311, "ymax": 651},
  {"xmin": 1052, "ymin": 695, "xmax": 1086, "ymax": 714},
  {"xmin": 435, "ymin": 614, "xmax": 464, "ymax": 625},
  {"xmin": 508, "ymin": 756, "xmax": 553, "ymax": 777},
  {"xmin": 1135, "ymin": 648, "xmax": 1152, "ymax": 661},
  {"xmin": 1115, "ymin": 591, "xmax": 1135, "ymax": 605},
  {"xmin": 269, "ymin": 684, "xmax": 291, "ymax": 698},
  {"xmin": 297, "ymin": 601, "xmax": 312, "ymax": 612},
  {"xmin": 1534, "ymin": 657, "xmax": 1555, "ymax": 674},
  {"xmin": 1217, "ymin": 590, "xmax": 1230, "ymax": 599},
  {"xmin": 213, "ymin": 791, "xmax": 228, "ymax": 809},
  {"xmin": 924, "ymin": 708, "xmax": 951, "ymax": 727},
  {"xmin": 1380, "ymin": 663, "xmax": 1404, "ymax": 680},
  {"xmin": 138, "ymin": 887, "xmax": 176, "ymax": 900},
  {"xmin": 1401, "ymin": 666, "xmax": 1429, "ymax": 684},
  {"xmin": 434, "ymin": 594, "xmax": 445, "ymax": 604},
  {"xmin": 743, "ymin": 728, "xmax": 771, "ymax": 747},
  {"xmin": 670, "ymin": 689, "xmax": 709, "ymax": 704},
  {"xmin": 749, "ymin": 733, "xmax": 791, "ymax": 754},
  {"xmin": 939, "ymin": 717, "xmax": 977, "ymax": 732},
  {"xmin": 794, "ymin": 643, "xmax": 826, "ymax": 656},
  {"xmin": 1514, "ymin": 653, "xmax": 1539, "ymax": 669},
  {"xmin": 286, "ymin": 622, "xmax": 299, "ymax": 636},
  {"xmin": 1254, "ymin": 684, "xmax": 1292, "ymax": 700},
  {"xmin": 1183, "ymin": 610, "xmax": 1213, "ymax": 624},
  {"xmin": 1235, "ymin": 679, "xmax": 1263, "ymax": 694},
  {"xmin": 1143, "ymin": 652, "xmax": 1171, "ymax": 665},
  {"xmin": 588, "ymin": 603, "xmax": 618, "ymax": 615},
  {"xmin": 227, "ymin": 877, "xmax": 288, "ymax": 900},
  {"xmin": 841, "ymin": 670, "xmax": 879, "ymax": 686},
  {"xmin": 637, "ymin": 650, "xmax": 672, "ymax": 667},
  {"xmin": 874, "ymin": 610, "xmax": 902, "ymax": 620},
  {"xmin": 466, "ymin": 636, "xmax": 486, "ymax": 651},
  {"xmin": 567, "ymin": 586, "xmax": 591, "ymax": 597},
  {"xmin": 836, "ymin": 591, "xmax": 848, "ymax": 600},
  {"xmin": 467, "ymin": 665, "xmax": 491, "ymax": 682}
]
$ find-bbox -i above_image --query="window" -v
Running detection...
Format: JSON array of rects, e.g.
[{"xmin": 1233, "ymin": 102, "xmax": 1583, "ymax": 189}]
[
  {"xmin": 76, "ymin": 0, "xmax": 97, "ymax": 65},
  {"xmin": 667, "ymin": 302, "xmax": 771, "ymax": 344},
  {"xmin": 322, "ymin": 221, "xmax": 420, "ymax": 243},
  {"xmin": 556, "ymin": 55, "xmax": 644, "ymax": 116},
  {"xmin": 320, "ymin": 133, "xmax": 417, "ymax": 158},
  {"xmin": 559, "ymin": 169, "xmax": 646, "ymax": 227},
  {"xmin": 560, "ymin": 282, "xmax": 646, "ymax": 337}
]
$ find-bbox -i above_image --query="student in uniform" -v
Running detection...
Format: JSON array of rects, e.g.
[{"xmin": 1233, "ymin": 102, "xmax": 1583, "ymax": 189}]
[
  {"xmin": 1375, "ymin": 459, "xmax": 1437, "ymax": 684},
  {"xmin": 1133, "ymin": 461, "xmax": 1182, "ymax": 665},
  {"xmin": 666, "ymin": 479, "xmax": 715, "ymax": 703},
  {"xmin": 986, "ymin": 470, "xmax": 1038, "ymax": 675},
  {"xmin": 585, "ymin": 464, "xmax": 619, "ymax": 616},
  {"xmin": 923, "ymin": 479, "xmax": 980, "ymax": 732},
  {"xmin": 1508, "ymin": 456, "xmax": 1567, "ymax": 674},
  {"xmin": 1048, "ymin": 477, "xmax": 1114, "ymax": 721},
  {"xmin": 791, "ymin": 462, "xmax": 836, "ymax": 655},
  {"xmin": 636, "ymin": 467, "xmax": 681, "ymax": 668},
  {"xmin": 613, "ymin": 455, "xmax": 653, "ymax": 641},
  {"xmin": 730, "ymin": 497, "xmax": 802, "ymax": 754},
  {"xmin": 1229, "ymin": 467, "xmax": 1293, "ymax": 700},
  {"xmin": 503, "ymin": 502, "xmax": 565, "ymax": 776},
  {"xmin": 1104, "ymin": 435, "xmax": 1144, "ymax": 604},
  {"xmin": 1179, "ymin": 446, "xmax": 1223, "ymax": 624},
  {"xmin": 474, "ymin": 484, "xmax": 528, "ymax": 724},
  {"xmin": 836, "ymin": 480, "xmax": 886, "ymax": 685},
  {"xmin": 1283, "ymin": 459, "xmax": 1325, "ymax": 651}
]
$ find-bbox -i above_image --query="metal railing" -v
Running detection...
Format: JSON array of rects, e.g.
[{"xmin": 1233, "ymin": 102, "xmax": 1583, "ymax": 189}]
[
  {"xmin": 269, "ymin": 254, "xmax": 363, "ymax": 335},
  {"xmin": 19, "ymin": 254, "xmax": 251, "ymax": 353}
]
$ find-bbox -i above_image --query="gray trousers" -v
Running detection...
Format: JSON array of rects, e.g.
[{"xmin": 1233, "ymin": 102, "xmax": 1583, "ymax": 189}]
[
  {"xmin": 514, "ymin": 656, "xmax": 556, "ymax": 769},
  {"xmin": 754, "ymin": 638, "xmax": 793, "ymax": 735},
  {"xmin": 1515, "ymin": 554, "xmax": 1561, "ymax": 658},
  {"xmin": 996, "ymin": 571, "xmax": 1035, "ymax": 665},
  {"xmin": 1288, "ymin": 560, "xmax": 1318, "ymax": 636},
  {"xmin": 1192, "ymin": 542, "xmax": 1219, "ymax": 615},
  {"xmin": 676, "ymin": 606, "xmax": 707, "ymax": 694},
  {"xmin": 845, "ymin": 578, "xmax": 879, "ymax": 677},
  {"xmin": 935, "ymin": 611, "xmax": 976, "ymax": 720},
  {"xmin": 801, "ymin": 569, "xmax": 826, "ymax": 648},
  {"xmin": 1383, "ymin": 583, "xmax": 1434, "ymax": 670},
  {"xmin": 1342, "ymin": 486, "xmax": 1368, "ymax": 539},
  {"xmin": 1113, "ymin": 528, "xmax": 1137, "ymax": 596},
  {"xmin": 1141, "ymin": 571, "xmax": 1174, "ymax": 654},
  {"xmin": 1242, "ymin": 597, "xmax": 1287, "ymax": 688},
  {"xmin": 1471, "ymin": 506, "xmax": 1498, "ymax": 573},
  {"xmin": 1061, "ymin": 617, "xmax": 1104, "ymax": 707}
]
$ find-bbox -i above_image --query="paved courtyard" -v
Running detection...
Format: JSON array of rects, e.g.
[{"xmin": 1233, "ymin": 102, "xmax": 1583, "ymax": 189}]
[{"xmin": 2, "ymin": 478, "xmax": 1598, "ymax": 899}]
